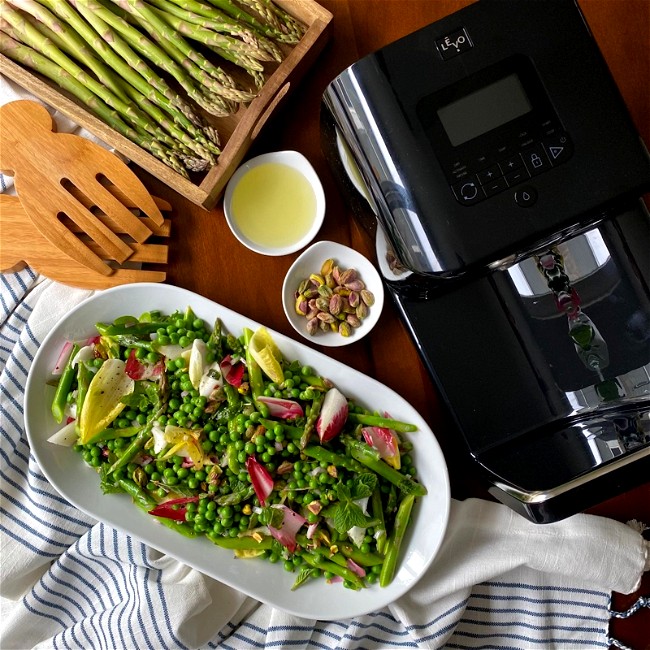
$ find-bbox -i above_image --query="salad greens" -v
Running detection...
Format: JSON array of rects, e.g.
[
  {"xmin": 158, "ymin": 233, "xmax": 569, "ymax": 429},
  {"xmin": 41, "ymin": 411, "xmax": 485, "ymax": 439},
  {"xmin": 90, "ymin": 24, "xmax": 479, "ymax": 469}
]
[{"xmin": 48, "ymin": 307, "xmax": 426, "ymax": 590}]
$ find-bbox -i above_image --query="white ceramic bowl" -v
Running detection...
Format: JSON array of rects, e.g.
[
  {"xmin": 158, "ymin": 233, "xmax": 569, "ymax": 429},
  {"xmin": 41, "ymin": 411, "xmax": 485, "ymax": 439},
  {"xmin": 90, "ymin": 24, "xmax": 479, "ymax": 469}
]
[
  {"xmin": 223, "ymin": 150, "xmax": 325, "ymax": 256},
  {"xmin": 282, "ymin": 240, "xmax": 385, "ymax": 347}
]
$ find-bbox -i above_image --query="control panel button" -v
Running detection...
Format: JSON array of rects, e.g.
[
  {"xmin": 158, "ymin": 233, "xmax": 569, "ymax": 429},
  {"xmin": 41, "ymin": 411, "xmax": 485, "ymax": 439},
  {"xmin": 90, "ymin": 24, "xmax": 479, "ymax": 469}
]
[
  {"xmin": 483, "ymin": 177, "xmax": 508, "ymax": 197},
  {"xmin": 504, "ymin": 168, "xmax": 530, "ymax": 186},
  {"xmin": 514, "ymin": 185, "xmax": 538, "ymax": 207},
  {"xmin": 452, "ymin": 177, "xmax": 483, "ymax": 205},
  {"xmin": 521, "ymin": 145, "xmax": 551, "ymax": 176},
  {"xmin": 447, "ymin": 129, "xmax": 571, "ymax": 205},
  {"xmin": 543, "ymin": 133, "xmax": 573, "ymax": 165},
  {"xmin": 500, "ymin": 154, "xmax": 523, "ymax": 174},
  {"xmin": 477, "ymin": 164, "xmax": 502, "ymax": 185}
]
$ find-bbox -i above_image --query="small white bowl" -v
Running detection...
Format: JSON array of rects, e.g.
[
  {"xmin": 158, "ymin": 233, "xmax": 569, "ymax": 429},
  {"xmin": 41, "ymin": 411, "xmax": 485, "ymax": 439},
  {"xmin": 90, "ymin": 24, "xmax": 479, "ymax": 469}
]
[
  {"xmin": 282, "ymin": 240, "xmax": 385, "ymax": 347},
  {"xmin": 223, "ymin": 150, "xmax": 325, "ymax": 256}
]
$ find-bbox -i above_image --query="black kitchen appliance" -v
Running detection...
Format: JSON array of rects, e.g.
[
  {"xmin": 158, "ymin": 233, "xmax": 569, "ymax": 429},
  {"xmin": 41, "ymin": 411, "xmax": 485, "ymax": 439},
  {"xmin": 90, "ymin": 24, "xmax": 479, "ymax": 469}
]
[{"xmin": 320, "ymin": 0, "xmax": 650, "ymax": 522}]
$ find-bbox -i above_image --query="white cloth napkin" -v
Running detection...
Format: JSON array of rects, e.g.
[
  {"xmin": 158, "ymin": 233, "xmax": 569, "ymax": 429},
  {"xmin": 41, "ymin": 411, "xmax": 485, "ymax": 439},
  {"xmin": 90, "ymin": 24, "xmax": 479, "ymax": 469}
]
[{"xmin": 1, "ymin": 269, "xmax": 648, "ymax": 650}]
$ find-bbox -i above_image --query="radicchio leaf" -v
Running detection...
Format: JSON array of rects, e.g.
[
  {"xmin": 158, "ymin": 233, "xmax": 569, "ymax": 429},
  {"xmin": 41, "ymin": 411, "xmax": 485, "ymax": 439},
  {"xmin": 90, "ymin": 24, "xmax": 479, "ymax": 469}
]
[
  {"xmin": 246, "ymin": 455, "xmax": 274, "ymax": 506},
  {"xmin": 220, "ymin": 354, "xmax": 245, "ymax": 387},
  {"xmin": 362, "ymin": 425, "xmax": 401, "ymax": 469},
  {"xmin": 316, "ymin": 387, "xmax": 349, "ymax": 442},
  {"xmin": 257, "ymin": 396, "xmax": 304, "ymax": 420},
  {"xmin": 267, "ymin": 505, "xmax": 306, "ymax": 553},
  {"xmin": 125, "ymin": 348, "xmax": 164, "ymax": 380}
]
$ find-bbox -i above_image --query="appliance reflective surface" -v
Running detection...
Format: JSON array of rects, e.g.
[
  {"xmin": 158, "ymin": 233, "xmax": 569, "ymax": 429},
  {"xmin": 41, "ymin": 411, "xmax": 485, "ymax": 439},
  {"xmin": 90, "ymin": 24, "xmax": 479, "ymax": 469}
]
[{"xmin": 321, "ymin": 0, "xmax": 650, "ymax": 522}]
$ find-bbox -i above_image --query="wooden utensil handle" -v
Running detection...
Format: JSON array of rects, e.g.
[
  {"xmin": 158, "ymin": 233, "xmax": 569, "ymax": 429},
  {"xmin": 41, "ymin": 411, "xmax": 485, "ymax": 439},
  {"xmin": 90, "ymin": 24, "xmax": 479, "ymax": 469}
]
[
  {"xmin": 0, "ymin": 102, "xmax": 53, "ymax": 173},
  {"xmin": 0, "ymin": 194, "xmax": 40, "ymax": 271}
]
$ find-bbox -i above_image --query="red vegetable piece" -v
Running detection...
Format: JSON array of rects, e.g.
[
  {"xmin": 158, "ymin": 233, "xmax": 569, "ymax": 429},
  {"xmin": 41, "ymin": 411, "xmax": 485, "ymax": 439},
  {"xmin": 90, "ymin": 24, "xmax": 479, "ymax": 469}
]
[
  {"xmin": 53, "ymin": 341, "xmax": 73, "ymax": 375},
  {"xmin": 316, "ymin": 388, "xmax": 349, "ymax": 442},
  {"xmin": 267, "ymin": 505, "xmax": 306, "ymax": 553},
  {"xmin": 159, "ymin": 496, "xmax": 200, "ymax": 506},
  {"xmin": 148, "ymin": 496, "xmax": 200, "ymax": 521},
  {"xmin": 362, "ymin": 425, "xmax": 400, "ymax": 467},
  {"xmin": 220, "ymin": 354, "xmax": 245, "ymax": 387},
  {"xmin": 257, "ymin": 396, "xmax": 304, "ymax": 420},
  {"xmin": 346, "ymin": 558, "xmax": 366, "ymax": 578},
  {"xmin": 126, "ymin": 348, "xmax": 164, "ymax": 380},
  {"xmin": 246, "ymin": 456, "xmax": 274, "ymax": 506}
]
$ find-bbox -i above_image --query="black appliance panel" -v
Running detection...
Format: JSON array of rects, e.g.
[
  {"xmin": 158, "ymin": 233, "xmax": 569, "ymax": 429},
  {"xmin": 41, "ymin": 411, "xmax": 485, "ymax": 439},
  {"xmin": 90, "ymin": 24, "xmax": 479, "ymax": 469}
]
[{"xmin": 330, "ymin": 0, "xmax": 650, "ymax": 278}]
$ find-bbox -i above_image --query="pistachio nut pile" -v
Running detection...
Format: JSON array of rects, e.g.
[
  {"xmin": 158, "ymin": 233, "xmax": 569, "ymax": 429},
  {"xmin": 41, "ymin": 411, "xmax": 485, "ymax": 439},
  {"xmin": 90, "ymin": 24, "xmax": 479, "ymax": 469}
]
[{"xmin": 294, "ymin": 258, "xmax": 375, "ymax": 337}]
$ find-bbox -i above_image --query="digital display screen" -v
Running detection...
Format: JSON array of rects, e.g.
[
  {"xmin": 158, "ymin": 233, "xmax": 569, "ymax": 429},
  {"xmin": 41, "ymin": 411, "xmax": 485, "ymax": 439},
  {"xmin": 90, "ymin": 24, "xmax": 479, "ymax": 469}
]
[{"xmin": 437, "ymin": 74, "xmax": 533, "ymax": 146}]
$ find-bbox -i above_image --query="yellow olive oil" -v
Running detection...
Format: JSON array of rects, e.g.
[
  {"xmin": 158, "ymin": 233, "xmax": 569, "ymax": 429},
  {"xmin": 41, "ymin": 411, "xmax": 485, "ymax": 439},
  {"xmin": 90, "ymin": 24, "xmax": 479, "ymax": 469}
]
[{"xmin": 231, "ymin": 162, "xmax": 317, "ymax": 249}]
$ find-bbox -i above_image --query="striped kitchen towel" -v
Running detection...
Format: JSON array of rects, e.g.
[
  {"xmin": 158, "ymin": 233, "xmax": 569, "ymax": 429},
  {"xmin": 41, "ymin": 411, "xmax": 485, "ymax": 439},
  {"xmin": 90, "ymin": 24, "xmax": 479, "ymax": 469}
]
[{"xmin": 1, "ymin": 270, "xmax": 648, "ymax": 650}]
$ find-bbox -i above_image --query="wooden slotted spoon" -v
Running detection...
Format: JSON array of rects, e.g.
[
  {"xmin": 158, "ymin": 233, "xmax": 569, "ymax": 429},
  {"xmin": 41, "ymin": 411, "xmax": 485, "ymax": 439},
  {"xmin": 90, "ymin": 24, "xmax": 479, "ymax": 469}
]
[
  {"xmin": 0, "ymin": 100, "xmax": 164, "ymax": 276},
  {"xmin": 0, "ymin": 194, "xmax": 170, "ymax": 289}
]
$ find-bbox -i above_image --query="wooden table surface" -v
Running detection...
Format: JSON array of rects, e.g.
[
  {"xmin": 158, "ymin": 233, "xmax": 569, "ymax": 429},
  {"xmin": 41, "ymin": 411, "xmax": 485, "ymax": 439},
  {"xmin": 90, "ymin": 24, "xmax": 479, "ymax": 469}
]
[{"xmin": 135, "ymin": 1, "xmax": 649, "ymax": 647}]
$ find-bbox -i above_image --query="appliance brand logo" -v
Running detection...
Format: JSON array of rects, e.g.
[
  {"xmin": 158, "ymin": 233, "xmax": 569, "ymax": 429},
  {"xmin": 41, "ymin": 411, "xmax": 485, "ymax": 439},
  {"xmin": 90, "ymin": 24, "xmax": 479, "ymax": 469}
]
[{"xmin": 436, "ymin": 27, "xmax": 472, "ymax": 60}]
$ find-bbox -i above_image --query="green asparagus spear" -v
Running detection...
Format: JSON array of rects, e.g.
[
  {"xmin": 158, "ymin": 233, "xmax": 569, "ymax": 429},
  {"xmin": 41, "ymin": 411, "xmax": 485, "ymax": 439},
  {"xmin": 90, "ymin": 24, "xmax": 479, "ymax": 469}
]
[
  {"xmin": 208, "ymin": 534, "xmax": 273, "ymax": 550},
  {"xmin": 348, "ymin": 413, "xmax": 418, "ymax": 433},
  {"xmin": 379, "ymin": 493, "xmax": 415, "ymax": 587},
  {"xmin": 119, "ymin": 0, "xmax": 256, "ymax": 102},
  {"xmin": 12, "ymin": 0, "xmax": 129, "ymax": 102},
  {"xmin": 300, "ymin": 551, "xmax": 364, "ymax": 589},
  {"xmin": 51, "ymin": 344, "xmax": 80, "ymax": 424},
  {"xmin": 343, "ymin": 438, "xmax": 427, "ymax": 497},
  {"xmin": 117, "ymin": 478, "xmax": 198, "ymax": 537}
]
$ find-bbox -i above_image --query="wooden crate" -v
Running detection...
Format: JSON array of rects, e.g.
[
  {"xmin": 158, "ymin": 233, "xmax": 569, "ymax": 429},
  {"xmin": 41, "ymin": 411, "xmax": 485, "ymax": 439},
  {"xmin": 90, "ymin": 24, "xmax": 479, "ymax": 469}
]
[{"xmin": 0, "ymin": 0, "xmax": 333, "ymax": 210}]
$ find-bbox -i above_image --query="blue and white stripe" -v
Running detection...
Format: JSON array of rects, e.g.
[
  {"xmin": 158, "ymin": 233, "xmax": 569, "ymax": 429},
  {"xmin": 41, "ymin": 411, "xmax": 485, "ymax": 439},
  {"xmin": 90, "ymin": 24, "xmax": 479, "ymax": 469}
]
[{"xmin": 0, "ymin": 270, "xmax": 631, "ymax": 649}]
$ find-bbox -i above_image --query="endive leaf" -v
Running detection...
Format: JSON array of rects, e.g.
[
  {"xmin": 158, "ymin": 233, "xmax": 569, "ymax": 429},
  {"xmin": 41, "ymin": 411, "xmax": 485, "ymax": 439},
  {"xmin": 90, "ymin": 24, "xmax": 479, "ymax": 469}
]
[
  {"xmin": 78, "ymin": 359, "xmax": 134, "ymax": 444},
  {"xmin": 248, "ymin": 328, "xmax": 284, "ymax": 383}
]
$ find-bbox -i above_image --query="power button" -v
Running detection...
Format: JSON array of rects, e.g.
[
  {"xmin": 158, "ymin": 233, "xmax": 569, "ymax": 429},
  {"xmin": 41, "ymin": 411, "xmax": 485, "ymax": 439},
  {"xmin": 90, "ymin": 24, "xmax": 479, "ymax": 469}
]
[{"xmin": 514, "ymin": 185, "xmax": 538, "ymax": 207}]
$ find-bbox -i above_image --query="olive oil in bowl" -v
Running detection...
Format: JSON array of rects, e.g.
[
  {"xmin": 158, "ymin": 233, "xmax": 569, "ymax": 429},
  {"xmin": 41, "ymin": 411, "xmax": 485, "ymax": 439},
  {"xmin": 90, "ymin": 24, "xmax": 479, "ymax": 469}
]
[{"xmin": 224, "ymin": 151, "xmax": 325, "ymax": 256}]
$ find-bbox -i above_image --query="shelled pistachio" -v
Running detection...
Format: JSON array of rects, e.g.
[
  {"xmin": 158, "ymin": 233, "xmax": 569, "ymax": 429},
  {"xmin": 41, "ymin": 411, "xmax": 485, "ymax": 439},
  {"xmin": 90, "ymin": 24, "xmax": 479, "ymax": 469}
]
[{"xmin": 294, "ymin": 258, "xmax": 375, "ymax": 338}]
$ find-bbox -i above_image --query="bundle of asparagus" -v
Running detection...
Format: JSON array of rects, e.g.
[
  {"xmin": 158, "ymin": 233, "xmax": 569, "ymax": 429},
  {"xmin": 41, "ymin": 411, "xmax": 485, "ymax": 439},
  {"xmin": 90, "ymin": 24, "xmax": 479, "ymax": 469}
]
[{"xmin": 0, "ymin": 0, "xmax": 306, "ymax": 177}]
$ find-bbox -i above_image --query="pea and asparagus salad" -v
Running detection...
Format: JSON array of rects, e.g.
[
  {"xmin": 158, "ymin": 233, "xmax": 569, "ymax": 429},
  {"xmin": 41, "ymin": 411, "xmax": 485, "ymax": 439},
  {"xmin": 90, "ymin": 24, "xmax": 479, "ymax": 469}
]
[{"xmin": 48, "ymin": 307, "xmax": 427, "ymax": 591}]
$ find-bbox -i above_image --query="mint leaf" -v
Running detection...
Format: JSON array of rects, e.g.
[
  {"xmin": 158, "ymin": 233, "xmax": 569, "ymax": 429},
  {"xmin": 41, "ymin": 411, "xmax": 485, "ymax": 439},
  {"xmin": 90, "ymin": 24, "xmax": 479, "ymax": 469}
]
[
  {"xmin": 333, "ymin": 500, "xmax": 370, "ymax": 533},
  {"xmin": 336, "ymin": 482, "xmax": 352, "ymax": 502},
  {"xmin": 291, "ymin": 566, "xmax": 318, "ymax": 591},
  {"xmin": 350, "ymin": 473, "xmax": 377, "ymax": 500},
  {"xmin": 99, "ymin": 465, "xmax": 123, "ymax": 495},
  {"xmin": 121, "ymin": 381, "xmax": 160, "ymax": 411}
]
